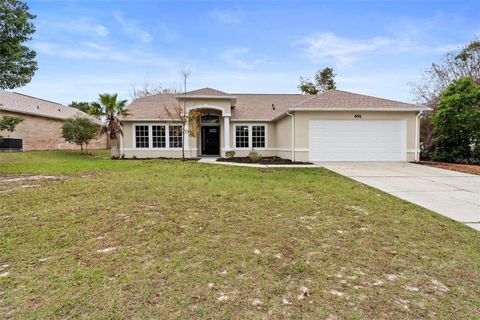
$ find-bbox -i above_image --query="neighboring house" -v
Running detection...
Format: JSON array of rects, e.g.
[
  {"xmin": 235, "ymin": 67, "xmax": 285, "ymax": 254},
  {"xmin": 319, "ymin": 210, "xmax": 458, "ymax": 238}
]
[
  {"xmin": 120, "ymin": 88, "xmax": 429, "ymax": 161},
  {"xmin": 0, "ymin": 91, "xmax": 106, "ymax": 151}
]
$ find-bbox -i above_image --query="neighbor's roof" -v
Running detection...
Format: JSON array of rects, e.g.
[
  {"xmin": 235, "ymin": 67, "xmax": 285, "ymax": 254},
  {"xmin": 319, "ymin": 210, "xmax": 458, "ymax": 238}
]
[
  {"xmin": 0, "ymin": 91, "xmax": 86, "ymax": 120},
  {"xmin": 123, "ymin": 88, "xmax": 424, "ymax": 121}
]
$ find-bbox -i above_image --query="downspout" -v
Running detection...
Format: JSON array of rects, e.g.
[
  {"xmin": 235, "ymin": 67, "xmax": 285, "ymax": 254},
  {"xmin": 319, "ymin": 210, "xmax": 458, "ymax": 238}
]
[
  {"xmin": 415, "ymin": 111, "xmax": 423, "ymax": 162},
  {"xmin": 287, "ymin": 111, "xmax": 295, "ymax": 161}
]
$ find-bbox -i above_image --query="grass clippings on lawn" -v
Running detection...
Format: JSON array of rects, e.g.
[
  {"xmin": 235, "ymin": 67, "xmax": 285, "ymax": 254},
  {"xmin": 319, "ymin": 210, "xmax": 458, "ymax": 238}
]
[{"xmin": 0, "ymin": 151, "xmax": 479, "ymax": 319}]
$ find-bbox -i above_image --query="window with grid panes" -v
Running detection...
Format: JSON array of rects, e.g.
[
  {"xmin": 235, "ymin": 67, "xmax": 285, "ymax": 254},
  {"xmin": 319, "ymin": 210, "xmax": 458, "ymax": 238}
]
[
  {"xmin": 235, "ymin": 125, "xmax": 249, "ymax": 148},
  {"xmin": 135, "ymin": 125, "xmax": 149, "ymax": 148},
  {"xmin": 169, "ymin": 125, "xmax": 182, "ymax": 148}
]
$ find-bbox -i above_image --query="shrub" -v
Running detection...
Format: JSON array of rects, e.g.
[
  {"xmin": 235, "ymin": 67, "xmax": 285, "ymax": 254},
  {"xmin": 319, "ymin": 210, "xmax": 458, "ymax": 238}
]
[
  {"xmin": 0, "ymin": 115, "xmax": 24, "ymax": 142},
  {"xmin": 62, "ymin": 117, "xmax": 100, "ymax": 153},
  {"xmin": 430, "ymin": 77, "xmax": 480, "ymax": 163},
  {"xmin": 225, "ymin": 150, "xmax": 236, "ymax": 158},
  {"xmin": 248, "ymin": 151, "xmax": 262, "ymax": 162}
]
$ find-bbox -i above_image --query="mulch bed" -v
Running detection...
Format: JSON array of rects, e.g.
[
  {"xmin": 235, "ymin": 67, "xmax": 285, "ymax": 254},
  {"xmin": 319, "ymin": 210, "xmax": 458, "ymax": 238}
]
[
  {"xmin": 418, "ymin": 161, "xmax": 480, "ymax": 176},
  {"xmin": 217, "ymin": 156, "xmax": 312, "ymax": 165}
]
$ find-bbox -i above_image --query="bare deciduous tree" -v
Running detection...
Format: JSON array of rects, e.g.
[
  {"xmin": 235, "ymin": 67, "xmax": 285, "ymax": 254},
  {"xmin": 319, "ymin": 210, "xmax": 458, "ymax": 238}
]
[
  {"xmin": 410, "ymin": 39, "xmax": 480, "ymax": 151},
  {"xmin": 130, "ymin": 81, "xmax": 178, "ymax": 100},
  {"xmin": 163, "ymin": 67, "xmax": 201, "ymax": 160}
]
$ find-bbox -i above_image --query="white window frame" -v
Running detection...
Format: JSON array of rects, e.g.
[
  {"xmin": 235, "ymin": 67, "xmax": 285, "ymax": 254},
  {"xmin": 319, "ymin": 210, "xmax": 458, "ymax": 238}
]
[
  {"xmin": 168, "ymin": 124, "xmax": 183, "ymax": 149},
  {"xmin": 134, "ymin": 124, "xmax": 150, "ymax": 149},
  {"xmin": 152, "ymin": 125, "xmax": 167, "ymax": 149},
  {"xmin": 133, "ymin": 123, "xmax": 183, "ymax": 150},
  {"xmin": 233, "ymin": 123, "xmax": 268, "ymax": 150}
]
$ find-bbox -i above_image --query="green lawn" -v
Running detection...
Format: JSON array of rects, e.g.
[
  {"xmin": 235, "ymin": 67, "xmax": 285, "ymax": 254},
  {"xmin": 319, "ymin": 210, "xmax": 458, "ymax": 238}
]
[{"xmin": 0, "ymin": 151, "xmax": 479, "ymax": 319}]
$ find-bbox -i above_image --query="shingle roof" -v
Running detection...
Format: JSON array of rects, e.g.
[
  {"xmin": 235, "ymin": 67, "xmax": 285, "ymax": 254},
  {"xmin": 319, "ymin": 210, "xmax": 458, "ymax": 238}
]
[
  {"xmin": 122, "ymin": 88, "xmax": 422, "ymax": 122},
  {"xmin": 180, "ymin": 87, "xmax": 232, "ymax": 97},
  {"xmin": 0, "ymin": 91, "xmax": 86, "ymax": 120},
  {"xmin": 122, "ymin": 93, "xmax": 179, "ymax": 120},
  {"xmin": 292, "ymin": 89, "xmax": 418, "ymax": 110},
  {"xmin": 231, "ymin": 94, "xmax": 309, "ymax": 120}
]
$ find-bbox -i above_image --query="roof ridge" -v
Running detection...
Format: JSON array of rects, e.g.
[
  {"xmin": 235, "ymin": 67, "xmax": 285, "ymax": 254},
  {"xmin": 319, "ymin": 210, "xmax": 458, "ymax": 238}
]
[
  {"xmin": 291, "ymin": 93, "xmax": 321, "ymax": 107},
  {"xmin": 232, "ymin": 93, "xmax": 306, "ymax": 96},
  {"xmin": 184, "ymin": 87, "xmax": 231, "ymax": 95},
  {"xmin": 325, "ymin": 89, "xmax": 415, "ymax": 105}
]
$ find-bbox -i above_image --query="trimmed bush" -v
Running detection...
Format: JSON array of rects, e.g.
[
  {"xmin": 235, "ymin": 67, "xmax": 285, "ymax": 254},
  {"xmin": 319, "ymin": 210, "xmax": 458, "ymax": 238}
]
[
  {"xmin": 248, "ymin": 151, "xmax": 262, "ymax": 162},
  {"xmin": 225, "ymin": 150, "xmax": 236, "ymax": 158}
]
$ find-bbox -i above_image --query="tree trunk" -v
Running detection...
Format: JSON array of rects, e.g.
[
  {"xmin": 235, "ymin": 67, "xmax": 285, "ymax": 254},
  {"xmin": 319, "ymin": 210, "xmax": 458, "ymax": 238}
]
[
  {"xmin": 111, "ymin": 138, "xmax": 119, "ymax": 159},
  {"xmin": 181, "ymin": 124, "xmax": 185, "ymax": 161},
  {"xmin": 80, "ymin": 143, "xmax": 83, "ymax": 153}
]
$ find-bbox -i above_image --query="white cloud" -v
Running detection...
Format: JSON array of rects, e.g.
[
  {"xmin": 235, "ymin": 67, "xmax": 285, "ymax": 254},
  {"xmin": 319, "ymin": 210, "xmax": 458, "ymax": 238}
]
[
  {"xmin": 90, "ymin": 24, "xmax": 109, "ymax": 37},
  {"xmin": 113, "ymin": 11, "xmax": 152, "ymax": 43},
  {"xmin": 37, "ymin": 18, "xmax": 109, "ymax": 37},
  {"xmin": 221, "ymin": 47, "xmax": 267, "ymax": 69},
  {"xmin": 296, "ymin": 32, "xmax": 393, "ymax": 66},
  {"xmin": 31, "ymin": 40, "xmax": 173, "ymax": 67},
  {"xmin": 209, "ymin": 7, "xmax": 243, "ymax": 24},
  {"xmin": 296, "ymin": 32, "xmax": 460, "ymax": 66}
]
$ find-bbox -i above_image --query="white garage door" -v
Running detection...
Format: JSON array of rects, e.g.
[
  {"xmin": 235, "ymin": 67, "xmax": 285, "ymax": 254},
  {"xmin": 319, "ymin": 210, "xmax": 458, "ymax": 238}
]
[{"xmin": 309, "ymin": 119, "xmax": 407, "ymax": 161}]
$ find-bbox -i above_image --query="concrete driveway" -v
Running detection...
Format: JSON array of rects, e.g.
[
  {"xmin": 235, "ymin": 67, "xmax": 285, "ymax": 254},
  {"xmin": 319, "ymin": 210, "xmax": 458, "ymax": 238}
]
[{"xmin": 317, "ymin": 162, "xmax": 480, "ymax": 231}]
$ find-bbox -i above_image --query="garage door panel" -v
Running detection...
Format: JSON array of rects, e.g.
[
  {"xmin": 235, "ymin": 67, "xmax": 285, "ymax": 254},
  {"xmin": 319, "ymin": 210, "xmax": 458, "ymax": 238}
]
[{"xmin": 308, "ymin": 119, "xmax": 406, "ymax": 161}]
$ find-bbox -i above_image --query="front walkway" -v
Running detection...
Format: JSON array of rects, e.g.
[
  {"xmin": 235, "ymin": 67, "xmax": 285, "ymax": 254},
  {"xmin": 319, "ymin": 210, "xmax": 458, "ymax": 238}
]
[{"xmin": 317, "ymin": 162, "xmax": 480, "ymax": 231}]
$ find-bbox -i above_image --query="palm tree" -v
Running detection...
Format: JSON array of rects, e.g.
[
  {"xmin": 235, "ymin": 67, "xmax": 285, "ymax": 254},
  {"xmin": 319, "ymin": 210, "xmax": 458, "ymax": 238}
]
[{"xmin": 90, "ymin": 93, "xmax": 129, "ymax": 158}]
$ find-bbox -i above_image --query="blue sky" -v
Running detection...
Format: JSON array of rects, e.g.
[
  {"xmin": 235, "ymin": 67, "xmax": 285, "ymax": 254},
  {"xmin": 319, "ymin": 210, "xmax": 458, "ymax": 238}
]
[{"xmin": 16, "ymin": 0, "xmax": 480, "ymax": 105}]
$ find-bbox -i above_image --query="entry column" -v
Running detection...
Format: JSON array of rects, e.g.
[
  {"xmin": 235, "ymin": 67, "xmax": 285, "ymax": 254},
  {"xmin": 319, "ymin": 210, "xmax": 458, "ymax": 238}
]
[{"xmin": 224, "ymin": 116, "xmax": 231, "ymax": 151}]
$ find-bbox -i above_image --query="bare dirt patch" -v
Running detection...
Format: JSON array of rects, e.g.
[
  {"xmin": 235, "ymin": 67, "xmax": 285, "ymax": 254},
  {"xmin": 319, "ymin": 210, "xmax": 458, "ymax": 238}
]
[
  {"xmin": 418, "ymin": 161, "xmax": 480, "ymax": 175},
  {"xmin": 0, "ymin": 173, "xmax": 100, "ymax": 193},
  {"xmin": 0, "ymin": 175, "xmax": 68, "ymax": 193}
]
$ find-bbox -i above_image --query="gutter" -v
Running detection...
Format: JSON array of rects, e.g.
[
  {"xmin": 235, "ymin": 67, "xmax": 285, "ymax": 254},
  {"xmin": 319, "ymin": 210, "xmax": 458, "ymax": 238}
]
[
  {"xmin": 286, "ymin": 111, "xmax": 295, "ymax": 161},
  {"xmin": 271, "ymin": 107, "xmax": 432, "ymax": 122},
  {"xmin": 415, "ymin": 110, "xmax": 424, "ymax": 162},
  {"xmin": 289, "ymin": 107, "xmax": 432, "ymax": 112}
]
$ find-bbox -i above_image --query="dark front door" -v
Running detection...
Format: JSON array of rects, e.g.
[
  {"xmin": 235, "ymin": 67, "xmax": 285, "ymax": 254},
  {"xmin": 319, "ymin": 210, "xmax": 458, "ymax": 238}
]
[{"xmin": 202, "ymin": 126, "xmax": 220, "ymax": 155}]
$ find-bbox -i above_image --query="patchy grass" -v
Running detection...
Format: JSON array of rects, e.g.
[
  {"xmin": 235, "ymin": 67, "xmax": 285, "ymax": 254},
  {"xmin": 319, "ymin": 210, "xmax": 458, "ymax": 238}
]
[
  {"xmin": 0, "ymin": 151, "xmax": 479, "ymax": 319},
  {"xmin": 0, "ymin": 150, "xmax": 141, "ymax": 175}
]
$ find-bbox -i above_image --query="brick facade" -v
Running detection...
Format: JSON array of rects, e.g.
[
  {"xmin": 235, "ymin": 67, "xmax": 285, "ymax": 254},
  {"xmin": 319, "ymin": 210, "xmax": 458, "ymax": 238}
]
[{"xmin": 0, "ymin": 111, "xmax": 107, "ymax": 151}]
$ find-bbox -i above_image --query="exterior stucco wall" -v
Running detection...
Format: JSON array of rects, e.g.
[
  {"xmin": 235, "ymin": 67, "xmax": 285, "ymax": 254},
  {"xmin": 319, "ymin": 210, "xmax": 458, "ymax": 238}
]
[
  {"xmin": 0, "ymin": 111, "xmax": 107, "ymax": 151},
  {"xmin": 275, "ymin": 115, "xmax": 292, "ymax": 149},
  {"xmin": 122, "ymin": 110, "xmax": 418, "ymax": 162}
]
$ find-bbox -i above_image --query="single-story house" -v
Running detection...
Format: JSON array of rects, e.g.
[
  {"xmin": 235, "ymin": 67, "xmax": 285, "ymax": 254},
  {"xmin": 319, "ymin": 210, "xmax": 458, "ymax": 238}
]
[
  {"xmin": 0, "ymin": 91, "xmax": 107, "ymax": 150},
  {"xmin": 120, "ymin": 88, "xmax": 429, "ymax": 162}
]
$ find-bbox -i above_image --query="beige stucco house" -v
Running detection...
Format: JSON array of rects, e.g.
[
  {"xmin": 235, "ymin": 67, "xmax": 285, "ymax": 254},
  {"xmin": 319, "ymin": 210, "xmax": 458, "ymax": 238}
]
[
  {"xmin": 120, "ymin": 88, "xmax": 428, "ymax": 162},
  {"xmin": 0, "ymin": 91, "xmax": 106, "ymax": 150}
]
